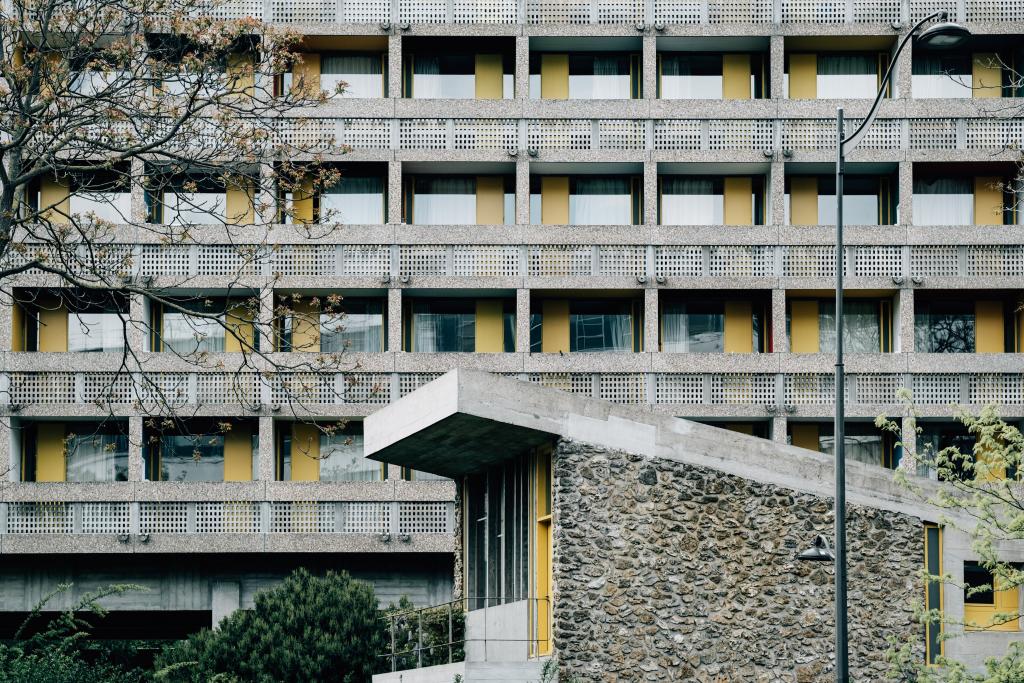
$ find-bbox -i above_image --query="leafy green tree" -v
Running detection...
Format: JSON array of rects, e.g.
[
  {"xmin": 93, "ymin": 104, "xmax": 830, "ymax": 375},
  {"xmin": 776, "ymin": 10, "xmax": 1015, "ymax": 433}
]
[
  {"xmin": 155, "ymin": 568, "xmax": 383, "ymax": 683},
  {"xmin": 879, "ymin": 396, "xmax": 1024, "ymax": 681},
  {"xmin": 0, "ymin": 583, "xmax": 147, "ymax": 683}
]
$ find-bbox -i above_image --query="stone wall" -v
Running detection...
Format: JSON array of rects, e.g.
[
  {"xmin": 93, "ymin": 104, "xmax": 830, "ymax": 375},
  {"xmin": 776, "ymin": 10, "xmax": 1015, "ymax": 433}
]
[{"xmin": 552, "ymin": 439, "xmax": 922, "ymax": 683}]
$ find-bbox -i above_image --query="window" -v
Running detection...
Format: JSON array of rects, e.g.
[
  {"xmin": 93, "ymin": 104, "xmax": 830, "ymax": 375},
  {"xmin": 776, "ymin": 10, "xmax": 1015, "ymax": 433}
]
[
  {"xmin": 407, "ymin": 300, "xmax": 476, "ymax": 352},
  {"xmin": 658, "ymin": 53, "xmax": 766, "ymax": 99},
  {"xmin": 320, "ymin": 426, "xmax": 381, "ymax": 481},
  {"xmin": 660, "ymin": 176, "xmax": 766, "ymax": 225},
  {"xmin": 569, "ymin": 300, "xmax": 637, "ymax": 353},
  {"xmin": 817, "ymin": 423, "xmax": 898, "ymax": 469},
  {"xmin": 68, "ymin": 311, "xmax": 127, "ymax": 353},
  {"xmin": 17, "ymin": 290, "xmax": 128, "ymax": 353},
  {"xmin": 924, "ymin": 524, "xmax": 943, "ymax": 664},
  {"xmin": 65, "ymin": 428, "xmax": 130, "ymax": 482},
  {"xmin": 661, "ymin": 300, "xmax": 765, "ymax": 353},
  {"xmin": 147, "ymin": 433, "xmax": 225, "ymax": 482},
  {"xmin": 322, "ymin": 53, "xmax": 384, "ymax": 98},
  {"xmin": 817, "ymin": 300, "xmax": 888, "ymax": 354},
  {"xmin": 148, "ymin": 175, "xmax": 228, "ymax": 224},
  {"xmin": 963, "ymin": 561, "xmax": 1020, "ymax": 632},
  {"xmin": 67, "ymin": 171, "xmax": 131, "ymax": 224},
  {"xmin": 913, "ymin": 52, "xmax": 972, "ymax": 98},
  {"xmin": 404, "ymin": 176, "xmax": 513, "ymax": 225},
  {"xmin": 160, "ymin": 301, "xmax": 227, "ymax": 354},
  {"xmin": 913, "ymin": 177, "xmax": 973, "ymax": 226},
  {"xmin": 319, "ymin": 175, "xmax": 385, "ymax": 225},
  {"xmin": 405, "ymin": 53, "xmax": 512, "ymax": 99},
  {"xmin": 320, "ymin": 300, "xmax": 384, "ymax": 353},
  {"xmin": 915, "ymin": 301, "xmax": 976, "ymax": 353},
  {"xmin": 568, "ymin": 54, "xmax": 636, "ymax": 99},
  {"xmin": 816, "ymin": 54, "xmax": 883, "ymax": 98}
]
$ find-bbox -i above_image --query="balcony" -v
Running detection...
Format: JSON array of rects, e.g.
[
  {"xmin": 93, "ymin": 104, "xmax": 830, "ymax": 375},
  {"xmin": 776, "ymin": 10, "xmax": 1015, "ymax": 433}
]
[{"xmin": 202, "ymin": 0, "xmax": 1024, "ymax": 25}]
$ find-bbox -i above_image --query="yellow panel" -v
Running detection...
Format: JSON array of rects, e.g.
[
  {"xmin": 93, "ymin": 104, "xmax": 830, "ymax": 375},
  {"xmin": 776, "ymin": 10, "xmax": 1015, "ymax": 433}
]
[
  {"xmin": 974, "ymin": 176, "xmax": 1003, "ymax": 225},
  {"xmin": 790, "ymin": 300, "xmax": 820, "ymax": 353},
  {"xmin": 292, "ymin": 52, "xmax": 321, "ymax": 97},
  {"xmin": 541, "ymin": 176, "xmax": 569, "ymax": 225},
  {"xmin": 290, "ymin": 299, "xmax": 321, "ymax": 352},
  {"xmin": 40, "ymin": 176, "xmax": 70, "ymax": 224},
  {"xmin": 972, "ymin": 53, "xmax": 1002, "ymax": 99},
  {"xmin": 540, "ymin": 54, "xmax": 569, "ymax": 100},
  {"xmin": 789, "ymin": 176, "xmax": 819, "ymax": 225},
  {"xmin": 291, "ymin": 176, "xmax": 316, "ymax": 225},
  {"xmin": 475, "ymin": 300, "xmax": 504, "ymax": 353},
  {"xmin": 723, "ymin": 300, "xmax": 753, "ymax": 353},
  {"xmin": 474, "ymin": 54, "xmax": 504, "ymax": 100},
  {"xmin": 788, "ymin": 53, "xmax": 817, "ymax": 99},
  {"xmin": 790, "ymin": 423, "xmax": 820, "ymax": 452},
  {"xmin": 301, "ymin": 35, "xmax": 388, "ymax": 51},
  {"xmin": 723, "ymin": 177, "xmax": 753, "ymax": 226},
  {"xmin": 223, "ymin": 423, "xmax": 252, "ymax": 482},
  {"xmin": 227, "ymin": 52, "xmax": 255, "ymax": 97},
  {"xmin": 541, "ymin": 300, "xmax": 569, "ymax": 353},
  {"xmin": 534, "ymin": 448, "xmax": 552, "ymax": 656},
  {"xmin": 11, "ymin": 302, "xmax": 24, "ymax": 352},
  {"xmin": 36, "ymin": 423, "xmax": 66, "ymax": 482},
  {"xmin": 722, "ymin": 54, "xmax": 751, "ymax": 100},
  {"xmin": 476, "ymin": 176, "xmax": 505, "ymax": 224},
  {"xmin": 966, "ymin": 582, "xmax": 1020, "ymax": 631},
  {"xmin": 225, "ymin": 179, "xmax": 255, "ymax": 225},
  {"xmin": 975, "ymin": 300, "xmax": 1004, "ymax": 353},
  {"xmin": 1016, "ymin": 310, "xmax": 1024, "ymax": 353},
  {"xmin": 225, "ymin": 303, "xmax": 255, "ymax": 353},
  {"xmin": 290, "ymin": 423, "xmax": 320, "ymax": 481},
  {"xmin": 37, "ymin": 299, "xmax": 68, "ymax": 353}
]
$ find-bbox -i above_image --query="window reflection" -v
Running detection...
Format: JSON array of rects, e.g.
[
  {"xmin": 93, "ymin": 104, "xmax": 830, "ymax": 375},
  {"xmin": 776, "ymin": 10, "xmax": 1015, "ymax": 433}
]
[
  {"xmin": 150, "ymin": 434, "xmax": 225, "ymax": 482},
  {"xmin": 569, "ymin": 301, "xmax": 635, "ymax": 352},
  {"xmin": 65, "ymin": 429, "xmax": 129, "ymax": 482},
  {"xmin": 409, "ymin": 300, "xmax": 476, "ymax": 352},
  {"xmin": 320, "ymin": 300, "xmax": 384, "ymax": 353},
  {"xmin": 915, "ymin": 301, "xmax": 976, "ymax": 353}
]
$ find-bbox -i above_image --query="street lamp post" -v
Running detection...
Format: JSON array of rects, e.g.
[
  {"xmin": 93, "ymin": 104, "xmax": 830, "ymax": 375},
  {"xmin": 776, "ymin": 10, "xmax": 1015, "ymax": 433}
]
[{"xmin": 798, "ymin": 12, "xmax": 970, "ymax": 683}]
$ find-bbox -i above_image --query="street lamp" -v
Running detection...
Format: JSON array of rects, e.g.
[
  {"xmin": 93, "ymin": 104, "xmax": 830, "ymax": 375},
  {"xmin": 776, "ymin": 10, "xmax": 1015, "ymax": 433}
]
[{"xmin": 797, "ymin": 12, "xmax": 970, "ymax": 683}]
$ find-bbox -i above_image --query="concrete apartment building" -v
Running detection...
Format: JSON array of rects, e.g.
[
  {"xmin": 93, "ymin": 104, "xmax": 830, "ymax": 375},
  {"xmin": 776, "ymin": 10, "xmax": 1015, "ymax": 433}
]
[{"xmin": 1, "ymin": 0, "xmax": 1023, "ymax": 668}]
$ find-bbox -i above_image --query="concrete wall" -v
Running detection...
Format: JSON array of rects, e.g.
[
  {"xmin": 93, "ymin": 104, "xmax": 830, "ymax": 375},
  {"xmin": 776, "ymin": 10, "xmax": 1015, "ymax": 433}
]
[{"xmin": 551, "ymin": 438, "xmax": 921, "ymax": 682}]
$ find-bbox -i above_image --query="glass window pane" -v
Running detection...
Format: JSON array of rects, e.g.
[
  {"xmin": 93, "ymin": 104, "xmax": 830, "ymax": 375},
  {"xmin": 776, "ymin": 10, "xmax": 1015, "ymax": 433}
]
[
  {"xmin": 161, "ymin": 191, "xmax": 225, "ymax": 224},
  {"xmin": 817, "ymin": 55, "xmax": 879, "ymax": 98},
  {"xmin": 157, "ymin": 435, "xmax": 225, "ymax": 482},
  {"xmin": 321, "ymin": 305, "xmax": 383, "ymax": 353},
  {"xmin": 912, "ymin": 54, "xmax": 972, "ymax": 98},
  {"xmin": 413, "ymin": 55, "xmax": 475, "ymax": 98},
  {"xmin": 660, "ymin": 178, "xmax": 724, "ymax": 225},
  {"xmin": 661, "ymin": 301, "xmax": 725, "ymax": 353},
  {"xmin": 913, "ymin": 177, "xmax": 973, "ymax": 225},
  {"xmin": 568, "ymin": 55, "xmax": 631, "ymax": 99},
  {"xmin": 321, "ymin": 176, "xmax": 385, "ymax": 224},
  {"xmin": 68, "ymin": 313, "xmax": 126, "ymax": 353},
  {"xmin": 321, "ymin": 54, "xmax": 383, "ymax": 98},
  {"xmin": 320, "ymin": 432, "xmax": 379, "ymax": 481},
  {"xmin": 569, "ymin": 177, "xmax": 631, "ymax": 225},
  {"xmin": 413, "ymin": 177, "xmax": 476, "ymax": 224},
  {"xmin": 163, "ymin": 313, "xmax": 226, "ymax": 354},
  {"xmin": 412, "ymin": 302, "xmax": 476, "ymax": 352},
  {"xmin": 70, "ymin": 193, "xmax": 132, "ymax": 223},
  {"xmin": 660, "ymin": 54, "xmax": 723, "ymax": 99},
  {"xmin": 66, "ymin": 432, "xmax": 129, "ymax": 482},
  {"xmin": 819, "ymin": 300, "xmax": 881, "ymax": 353},
  {"xmin": 915, "ymin": 303, "xmax": 975, "ymax": 353},
  {"xmin": 570, "ymin": 301, "xmax": 633, "ymax": 352}
]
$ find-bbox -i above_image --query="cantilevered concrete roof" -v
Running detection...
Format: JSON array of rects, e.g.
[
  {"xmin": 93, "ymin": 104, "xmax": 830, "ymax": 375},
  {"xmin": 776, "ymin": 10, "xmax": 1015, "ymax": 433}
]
[{"xmin": 364, "ymin": 369, "xmax": 937, "ymax": 519}]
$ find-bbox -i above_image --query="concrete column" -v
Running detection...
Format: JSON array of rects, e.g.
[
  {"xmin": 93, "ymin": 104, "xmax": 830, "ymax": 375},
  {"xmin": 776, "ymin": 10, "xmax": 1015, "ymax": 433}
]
[
  {"xmin": 255, "ymin": 161, "xmax": 277, "ymax": 225},
  {"xmin": 772, "ymin": 416, "xmax": 789, "ymax": 444},
  {"xmin": 211, "ymin": 581, "xmax": 241, "ymax": 627},
  {"xmin": 257, "ymin": 415, "xmax": 276, "ymax": 481},
  {"xmin": 896, "ymin": 287, "xmax": 915, "ymax": 354},
  {"xmin": 769, "ymin": 35, "xmax": 785, "ymax": 101},
  {"xmin": 643, "ymin": 288, "xmax": 659, "ymax": 352},
  {"xmin": 128, "ymin": 416, "xmax": 145, "ymax": 482},
  {"xmin": 388, "ymin": 464, "xmax": 404, "ymax": 480},
  {"xmin": 0, "ymin": 292, "xmax": 12, "ymax": 352},
  {"xmin": 897, "ymin": 160, "xmax": 912, "ymax": 226},
  {"xmin": 128, "ymin": 293, "xmax": 148, "ymax": 356},
  {"xmin": 643, "ymin": 160, "xmax": 658, "ymax": 226},
  {"xmin": 516, "ymin": 288, "xmax": 531, "ymax": 353},
  {"xmin": 258, "ymin": 289, "xmax": 276, "ymax": 354},
  {"xmin": 900, "ymin": 415, "xmax": 918, "ymax": 472},
  {"xmin": 130, "ymin": 158, "xmax": 148, "ymax": 223},
  {"xmin": 769, "ymin": 161, "xmax": 786, "ymax": 227},
  {"xmin": 388, "ymin": 34, "xmax": 402, "ymax": 100},
  {"xmin": 3, "ymin": 417, "xmax": 18, "ymax": 482},
  {"xmin": 515, "ymin": 35, "xmax": 530, "ymax": 101},
  {"xmin": 771, "ymin": 288, "xmax": 788, "ymax": 353},
  {"xmin": 894, "ymin": 37, "xmax": 913, "ymax": 100},
  {"xmin": 642, "ymin": 35, "xmax": 657, "ymax": 101},
  {"xmin": 387, "ymin": 288, "xmax": 403, "ymax": 352},
  {"xmin": 387, "ymin": 161, "xmax": 403, "ymax": 225},
  {"xmin": 516, "ymin": 160, "xmax": 531, "ymax": 225}
]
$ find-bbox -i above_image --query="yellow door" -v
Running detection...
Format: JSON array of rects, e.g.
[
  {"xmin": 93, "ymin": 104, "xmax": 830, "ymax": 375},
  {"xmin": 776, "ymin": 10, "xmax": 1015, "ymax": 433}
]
[
  {"xmin": 790, "ymin": 423, "xmax": 820, "ymax": 452},
  {"xmin": 36, "ymin": 423, "xmax": 67, "ymax": 482},
  {"xmin": 789, "ymin": 177, "xmax": 819, "ymax": 225},
  {"xmin": 540, "ymin": 54, "xmax": 569, "ymax": 99},
  {"xmin": 37, "ymin": 293, "xmax": 68, "ymax": 352},
  {"xmin": 722, "ymin": 54, "xmax": 751, "ymax": 100},
  {"xmin": 972, "ymin": 53, "xmax": 1002, "ymax": 99},
  {"xmin": 974, "ymin": 176, "xmax": 1003, "ymax": 225},
  {"xmin": 474, "ymin": 54, "xmax": 504, "ymax": 99},
  {"xmin": 723, "ymin": 177, "xmax": 753, "ymax": 226},
  {"xmin": 975, "ymin": 300, "xmax": 1004, "ymax": 353},
  {"xmin": 292, "ymin": 52, "xmax": 322, "ymax": 98},
  {"xmin": 541, "ymin": 300, "xmax": 570, "ymax": 353},
  {"xmin": 225, "ymin": 303, "xmax": 255, "ymax": 352},
  {"xmin": 790, "ymin": 300, "xmax": 821, "ymax": 353},
  {"xmin": 223, "ymin": 423, "xmax": 253, "ymax": 481},
  {"xmin": 474, "ymin": 300, "xmax": 504, "ymax": 353},
  {"xmin": 541, "ymin": 177, "xmax": 570, "ymax": 225},
  {"xmin": 788, "ymin": 54, "xmax": 817, "ymax": 99},
  {"xmin": 476, "ymin": 176, "xmax": 505, "ymax": 224},
  {"xmin": 723, "ymin": 301, "xmax": 753, "ymax": 353},
  {"xmin": 290, "ymin": 423, "xmax": 321, "ymax": 481}
]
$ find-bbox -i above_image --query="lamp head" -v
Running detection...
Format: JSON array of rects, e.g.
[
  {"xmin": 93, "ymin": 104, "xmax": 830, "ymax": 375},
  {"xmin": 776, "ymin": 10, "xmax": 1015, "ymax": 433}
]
[
  {"xmin": 916, "ymin": 20, "xmax": 972, "ymax": 50},
  {"xmin": 796, "ymin": 534, "xmax": 836, "ymax": 562}
]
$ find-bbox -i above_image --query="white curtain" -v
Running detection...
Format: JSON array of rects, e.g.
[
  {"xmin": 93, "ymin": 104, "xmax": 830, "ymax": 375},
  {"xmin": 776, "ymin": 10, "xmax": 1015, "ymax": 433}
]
[
  {"xmin": 660, "ymin": 55, "xmax": 722, "ymax": 99},
  {"xmin": 819, "ymin": 300, "xmax": 880, "ymax": 353},
  {"xmin": 320, "ymin": 307, "xmax": 383, "ymax": 353},
  {"xmin": 912, "ymin": 54, "xmax": 972, "ymax": 99},
  {"xmin": 913, "ymin": 177, "xmax": 973, "ymax": 226},
  {"xmin": 660, "ymin": 177, "xmax": 723, "ymax": 225},
  {"xmin": 320, "ymin": 176, "xmax": 384, "ymax": 224},
  {"xmin": 66, "ymin": 434, "xmax": 128, "ymax": 482},
  {"xmin": 412, "ymin": 311, "xmax": 474, "ymax": 352},
  {"xmin": 157, "ymin": 435, "xmax": 225, "ymax": 482},
  {"xmin": 661, "ymin": 301, "xmax": 688, "ymax": 352},
  {"xmin": 569, "ymin": 177, "xmax": 631, "ymax": 225},
  {"xmin": 163, "ymin": 312, "xmax": 226, "ymax": 354},
  {"xmin": 68, "ymin": 313, "xmax": 126, "ymax": 353},
  {"xmin": 321, "ymin": 54, "xmax": 382, "ymax": 98},
  {"xmin": 161, "ymin": 191, "xmax": 225, "ymax": 225},
  {"xmin": 69, "ymin": 192, "xmax": 132, "ymax": 223},
  {"xmin": 319, "ymin": 434, "xmax": 379, "ymax": 481},
  {"xmin": 568, "ymin": 56, "xmax": 629, "ymax": 100},
  {"xmin": 413, "ymin": 177, "xmax": 476, "ymax": 225},
  {"xmin": 817, "ymin": 54, "xmax": 877, "ymax": 98}
]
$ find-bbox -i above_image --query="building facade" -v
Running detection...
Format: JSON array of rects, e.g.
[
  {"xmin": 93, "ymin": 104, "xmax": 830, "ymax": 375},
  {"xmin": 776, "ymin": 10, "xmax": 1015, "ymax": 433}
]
[{"xmin": 2, "ymin": 0, "xmax": 1024, "ymax": 650}]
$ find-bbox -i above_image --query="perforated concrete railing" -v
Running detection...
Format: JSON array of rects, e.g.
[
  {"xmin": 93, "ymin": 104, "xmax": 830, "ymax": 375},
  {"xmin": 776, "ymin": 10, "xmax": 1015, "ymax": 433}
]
[
  {"xmin": 1, "ymin": 502, "xmax": 453, "ymax": 536},
  {"xmin": 202, "ymin": 0, "xmax": 1024, "ymax": 23},
  {"xmin": 11, "ymin": 244, "xmax": 1024, "ymax": 280}
]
